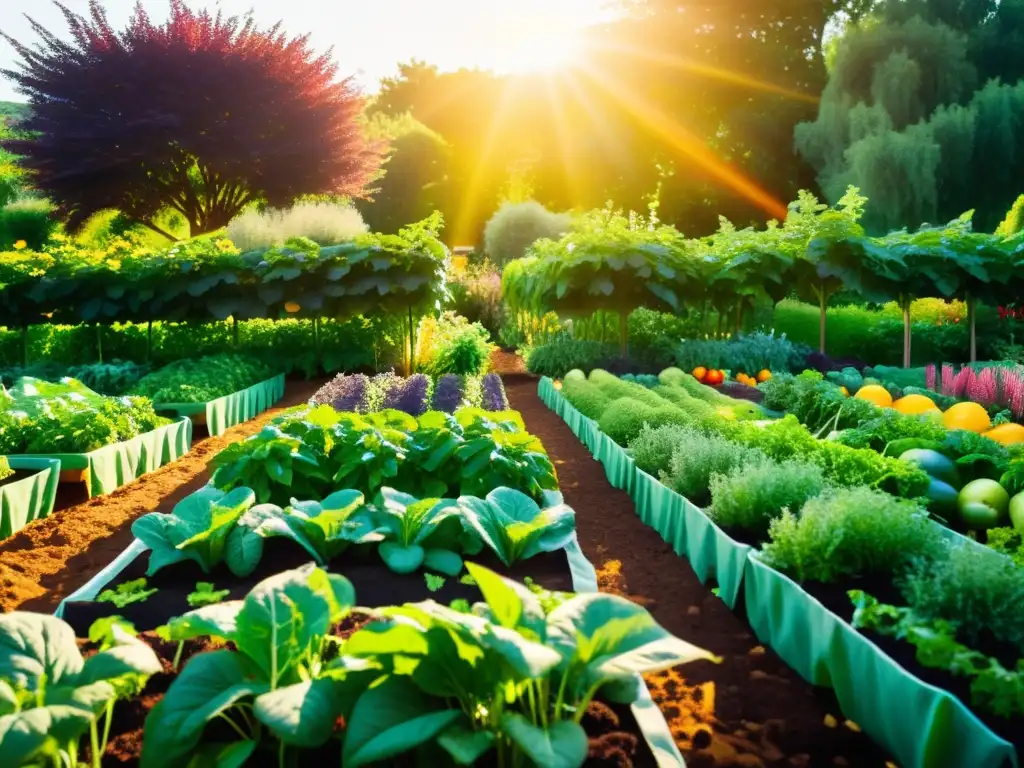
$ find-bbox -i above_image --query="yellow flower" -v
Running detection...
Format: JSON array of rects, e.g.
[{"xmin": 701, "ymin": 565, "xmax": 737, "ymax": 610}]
[
  {"xmin": 215, "ymin": 238, "xmax": 236, "ymax": 253},
  {"xmin": 13, "ymin": 240, "xmax": 27, "ymax": 250},
  {"xmin": 50, "ymin": 232, "xmax": 66, "ymax": 242}
]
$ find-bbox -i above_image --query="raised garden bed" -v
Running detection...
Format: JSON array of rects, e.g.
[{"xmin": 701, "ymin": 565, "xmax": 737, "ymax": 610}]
[
  {"xmin": 14, "ymin": 416, "xmax": 192, "ymax": 498},
  {"xmin": 54, "ymin": 501, "xmax": 686, "ymax": 767},
  {"xmin": 539, "ymin": 375, "xmax": 1020, "ymax": 768},
  {"xmin": 0, "ymin": 456, "xmax": 60, "ymax": 538},
  {"xmin": 153, "ymin": 372, "xmax": 285, "ymax": 435}
]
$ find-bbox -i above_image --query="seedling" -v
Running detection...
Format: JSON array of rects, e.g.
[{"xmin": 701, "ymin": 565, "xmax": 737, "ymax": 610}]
[
  {"xmin": 98, "ymin": 577, "xmax": 157, "ymax": 608},
  {"xmin": 425, "ymin": 573, "xmax": 446, "ymax": 592},
  {"xmin": 187, "ymin": 581, "xmax": 231, "ymax": 607}
]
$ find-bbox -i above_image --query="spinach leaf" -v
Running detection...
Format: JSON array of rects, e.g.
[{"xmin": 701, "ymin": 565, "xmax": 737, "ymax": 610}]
[{"xmin": 458, "ymin": 488, "xmax": 576, "ymax": 566}]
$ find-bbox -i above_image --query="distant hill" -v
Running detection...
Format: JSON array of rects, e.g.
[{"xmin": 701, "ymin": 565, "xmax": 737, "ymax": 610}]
[{"xmin": 0, "ymin": 101, "xmax": 30, "ymax": 124}]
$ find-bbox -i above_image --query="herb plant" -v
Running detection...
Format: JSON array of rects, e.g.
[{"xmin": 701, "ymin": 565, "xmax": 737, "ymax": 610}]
[
  {"xmin": 660, "ymin": 430, "xmax": 767, "ymax": 506},
  {"xmin": 130, "ymin": 353, "xmax": 272, "ymax": 403},
  {"xmin": 760, "ymin": 486, "xmax": 946, "ymax": 584}
]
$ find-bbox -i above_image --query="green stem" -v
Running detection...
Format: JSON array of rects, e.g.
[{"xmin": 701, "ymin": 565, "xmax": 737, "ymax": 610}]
[
  {"xmin": 96, "ymin": 323, "xmax": 103, "ymax": 364},
  {"xmin": 553, "ymin": 668, "xmax": 571, "ymax": 721},
  {"xmin": 572, "ymin": 679, "xmax": 606, "ymax": 724},
  {"xmin": 216, "ymin": 711, "xmax": 251, "ymax": 741},
  {"xmin": 172, "ymin": 641, "xmax": 184, "ymax": 672},
  {"xmin": 100, "ymin": 701, "xmax": 114, "ymax": 757},
  {"xmin": 278, "ymin": 739, "xmax": 286, "ymax": 768},
  {"xmin": 90, "ymin": 720, "xmax": 101, "ymax": 768},
  {"xmin": 146, "ymin": 320, "xmax": 153, "ymax": 363}
]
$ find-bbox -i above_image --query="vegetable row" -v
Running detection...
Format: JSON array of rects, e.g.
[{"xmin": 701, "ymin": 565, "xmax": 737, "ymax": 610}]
[
  {"xmin": 559, "ymin": 368, "xmax": 1024, "ymax": 742},
  {"xmin": 309, "ymin": 371, "xmax": 508, "ymax": 416}
]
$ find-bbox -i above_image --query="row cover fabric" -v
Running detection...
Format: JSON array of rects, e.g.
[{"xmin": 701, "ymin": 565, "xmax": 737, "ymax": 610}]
[
  {"xmin": 154, "ymin": 373, "xmax": 286, "ymax": 436},
  {"xmin": 17, "ymin": 417, "xmax": 192, "ymax": 498},
  {"xmin": 538, "ymin": 376, "xmax": 1017, "ymax": 768},
  {"xmin": 0, "ymin": 457, "xmax": 60, "ymax": 538}
]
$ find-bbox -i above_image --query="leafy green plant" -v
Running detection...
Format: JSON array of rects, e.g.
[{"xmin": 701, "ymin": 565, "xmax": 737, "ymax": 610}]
[
  {"xmin": 0, "ymin": 376, "xmax": 169, "ymax": 454},
  {"xmin": 458, "ymin": 487, "xmax": 576, "ymax": 567},
  {"xmin": 144, "ymin": 564, "xmax": 372, "ymax": 768},
  {"xmin": 561, "ymin": 376, "xmax": 613, "ymax": 420},
  {"xmin": 131, "ymin": 486, "xmax": 258, "ymax": 576},
  {"xmin": 526, "ymin": 338, "xmax": 619, "ymax": 378},
  {"xmin": 341, "ymin": 561, "xmax": 716, "ymax": 767},
  {"xmin": 419, "ymin": 312, "xmax": 493, "ymax": 377},
  {"xmin": 0, "ymin": 613, "xmax": 161, "ymax": 768},
  {"xmin": 456, "ymin": 425, "xmax": 558, "ymax": 501},
  {"xmin": 130, "ymin": 353, "xmax": 273, "ymax": 403},
  {"xmin": 851, "ymin": 590, "xmax": 1024, "ymax": 719},
  {"xmin": 373, "ymin": 488, "xmax": 465, "ymax": 575},
  {"xmin": 672, "ymin": 331, "xmax": 808, "ymax": 377},
  {"xmin": 661, "ymin": 430, "xmax": 767, "ymax": 506},
  {"xmin": 761, "ymin": 486, "xmax": 945, "ymax": 584},
  {"xmin": 98, "ymin": 578, "xmax": 158, "ymax": 608},
  {"xmin": 598, "ymin": 398, "xmax": 690, "ymax": 447},
  {"xmin": 708, "ymin": 458, "xmax": 828, "ymax": 540},
  {"xmin": 899, "ymin": 545, "xmax": 1024, "ymax": 650},
  {"xmin": 186, "ymin": 582, "xmax": 231, "ymax": 608},
  {"xmin": 208, "ymin": 424, "xmax": 331, "ymax": 504}
]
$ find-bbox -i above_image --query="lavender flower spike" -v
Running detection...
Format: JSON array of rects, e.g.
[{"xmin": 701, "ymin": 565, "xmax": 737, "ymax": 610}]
[
  {"xmin": 481, "ymin": 373, "xmax": 509, "ymax": 411},
  {"xmin": 431, "ymin": 374, "xmax": 464, "ymax": 413}
]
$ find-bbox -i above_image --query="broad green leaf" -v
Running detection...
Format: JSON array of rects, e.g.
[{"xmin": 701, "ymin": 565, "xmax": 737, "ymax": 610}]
[
  {"xmin": 0, "ymin": 706, "xmax": 94, "ymax": 765},
  {"xmin": 0, "ymin": 612, "xmax": 84, "ymax": 689},
  {"xmin": 253, "ymin": 678, "xmax": 341, "ymax": 747},
  {"xmin": 343, "ymin": 677, "xmax": 462, "ymax": 767},
  {"xmin": 437, "ymin": 724, "xmax": 495, "ymax": 765},
  {"xmin": 234, "ymin": 564, "xmax": 352, "ymax": 687},
  {"xmin": 0, "ymin": 681, "xmax": 17, "ymax": 716},
  {"xmin": 547, "ymin": 593, "xmax": 716, "ymax": 692},
  {"xmin": 501, "ymin": 713, "xmax": 588, "ymax": 768},
  {"xmin": 161, "ymin": 601, "xmax": 244, "ymax": 643},
  {"xmin": 184, "ymin": 739, "xmax": 257, "ymax": 768},
  {"xmin": 141, "ymin": 650, "xmax": 268, "ymax": 768},
  {"xmin": 465, "ymin": 562, "xmax": 524, "ymax": 629},
  {"xmin": 423, "ymin": 548, "xmax": 462, "ymax": 576},
  {"xmin": 47, "ymin": 680, "xmax": 116, "ymax": 715},
  {"xmin": 379, "ymin": 542, "xmax": 425, "ymax": 574},
  {"xmin": 78, "ymin": 637, "xmax": 162, "ymax": 692},
  {"xmin": 484, "ymin": 487, "xmax": 540, "ymax": 522}
]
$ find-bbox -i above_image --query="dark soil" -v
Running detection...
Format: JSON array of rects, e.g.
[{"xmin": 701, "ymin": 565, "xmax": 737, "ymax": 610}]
[
  {"xmin": 61, "ymin": 540, "xmax": 575, "ymax": 635},
  {"xmin": 501, "ymin": 369, "xmax": 898, "ymax": 768},
  {"xmin": 802, "ymin": 579, "xmax": 1023, "ymax": 758},
  {"xmin": 0, "ymin": 377, "xmax": 323, "ymax": 613},
  {"xmin": 97, "ymin": 617, "xmax": 657, "ymax": 767}
]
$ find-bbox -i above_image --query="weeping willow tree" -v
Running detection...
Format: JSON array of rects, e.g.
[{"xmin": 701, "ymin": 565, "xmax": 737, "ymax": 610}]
[{"xmin": 797, "ymin": 7, "xmax": 1024, "ymax": 233}]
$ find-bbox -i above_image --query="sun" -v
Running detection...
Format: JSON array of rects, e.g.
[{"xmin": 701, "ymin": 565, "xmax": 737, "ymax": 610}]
[{"xmin": 493, "ymin": 26, "xmax": 585, "ymax": 75}]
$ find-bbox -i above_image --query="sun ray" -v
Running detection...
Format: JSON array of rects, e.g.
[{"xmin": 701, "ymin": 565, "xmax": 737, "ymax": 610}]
[{"xmin": 575, "ymin": 62, "xmax": 789, "ymax": 221}]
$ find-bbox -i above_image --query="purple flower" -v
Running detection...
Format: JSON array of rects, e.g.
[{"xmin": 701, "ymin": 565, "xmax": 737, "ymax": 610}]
[
  {"xmin": 481, "ymin": 373, "xmax": 508, "ymax": 411},
  {"xmin": 431, "ymin": 374, "xmax": 464, "ymax": 413},
  {"xmin": 385, "ymin": 374, "xmax": 430, "ymax": 416},
  {"xmin": 310, "ymin": 373, "xmax": 368, "ymax": 413}
]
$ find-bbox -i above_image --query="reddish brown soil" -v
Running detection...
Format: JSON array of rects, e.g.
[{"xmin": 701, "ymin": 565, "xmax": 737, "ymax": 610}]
[
  {"xmin": 0, "ymin": 379, "xmax": 323, "ymax": 614},
  {"xmin": 502, "ymin": 370, "xmax": 899, "ymax": 768},
  {"xmin": 490, "ymin": 348, "xmax": 526, "ymax": 374}
]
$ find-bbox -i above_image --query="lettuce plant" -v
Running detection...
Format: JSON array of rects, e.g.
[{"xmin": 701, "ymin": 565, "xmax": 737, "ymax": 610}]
[
  {"xmin": 209, "ymin": 425, "xmax": 330, "ymax": 503},
  {"xmin": 458, "ymin": 487, "xmax": 576, "ymax": 566},
  {"xmin": 144, "ymin": 564, "xmax": 373, "ymax": 768},
  {"xmin": 132, "ymin": 486, "xmax": 258, "ymax": 576},
  {"xmin": 457, "ymin": 428, "xmax": 558, "ymax": 501},
  {"xmin": 0, "ymin": 613, "xmax": 161, "ymax": 768},
  {"xmin": 342, "ymin": 562, "xmax": 715, "ymax": 767},
  {"xmin": 373, "ymin": 488, "xmax": 466, "ymax": 575}
]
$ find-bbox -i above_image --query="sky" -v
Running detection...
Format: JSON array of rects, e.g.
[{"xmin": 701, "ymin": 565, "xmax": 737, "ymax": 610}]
[{"xmin": 0, "ymin": 0, "xmax": 614, "ymax": 102}]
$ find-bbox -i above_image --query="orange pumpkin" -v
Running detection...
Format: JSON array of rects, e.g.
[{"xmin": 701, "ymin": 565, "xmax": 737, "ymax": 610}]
[
  {"xmin": 705, "ymin": 369, "xmax": 724, "ymax": 386},
  {"xmin": 757, "ymin": 369, "xmax": 772, "ymax": 382},
  {"xmin": 692, "ymin": 366, "xmax": 708, "ymax": 382}
]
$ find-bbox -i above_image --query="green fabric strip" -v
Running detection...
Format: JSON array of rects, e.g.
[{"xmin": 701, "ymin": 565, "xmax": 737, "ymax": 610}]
[
  {"xmin": 0, "ymin": 457, "xmax": 60, "ymax": 538},
  {"xmin": 745, "ymin": 555, "xmax": 1017, "ymax": 768},
  {"xmin": 14, "ymin": 417, "xmax": 192, "ymax": 498},
  {"xmin": 156, "ymin": 373, "xmax": 286, "ymax": 436}
]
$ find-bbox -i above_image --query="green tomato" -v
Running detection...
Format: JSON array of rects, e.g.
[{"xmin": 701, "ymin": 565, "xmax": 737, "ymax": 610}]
[{"xmin": 1009, "ymin": 492, "xmax": 1024, "ymax": 534}]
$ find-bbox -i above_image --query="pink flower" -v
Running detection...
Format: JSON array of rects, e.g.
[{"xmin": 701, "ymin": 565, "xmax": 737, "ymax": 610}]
[
  {"xmin": 952, "ymin": 366, "xmax": 974, "ymax": 399},
  {"xmin": 1000, "ymin": 369, "xmax": 1024, "ymax": 419},
  {"xmin": 941, "ymin": 364, "xmax": 956, "ymax": 397},
  {"xmin": 926, "ymin": 363, "xmax": 937, "ymax": 391},
  {"xmin": 969, "ymin": 368, "xmax": 998, "ymax": 408}
]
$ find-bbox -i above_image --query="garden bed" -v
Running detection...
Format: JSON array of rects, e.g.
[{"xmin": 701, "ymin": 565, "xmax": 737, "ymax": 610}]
[
  {"xmin": 153, "ymin": 372, "xmax": 286, "ymax": 435},
  {"xmin": 504, "ymin": 373, "xmax": 894, "ymax": 767},
  {"xmin": 0, "ymin": 379, "xmax": 324, "ymax": 613},
  {"xmin": 15, "ymin": 416, "xmax": 193, "ymax": 498},
  {"xmin": 536, "ymin": 373, "xmax": 1019, "ymax": 768},
  {"xmin": 0, "ymin": 457, "xmax": 60, "ymax": 538}
]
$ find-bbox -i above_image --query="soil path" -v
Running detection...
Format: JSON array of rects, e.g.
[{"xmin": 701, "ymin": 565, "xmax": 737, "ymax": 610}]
[
  {"xmin": 503, "ymin": 371, "xmax": 896, "ymax": 768},
  {"xmin": 0, "ymin": 378, "xmax": 324, "ymax": 614}
]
